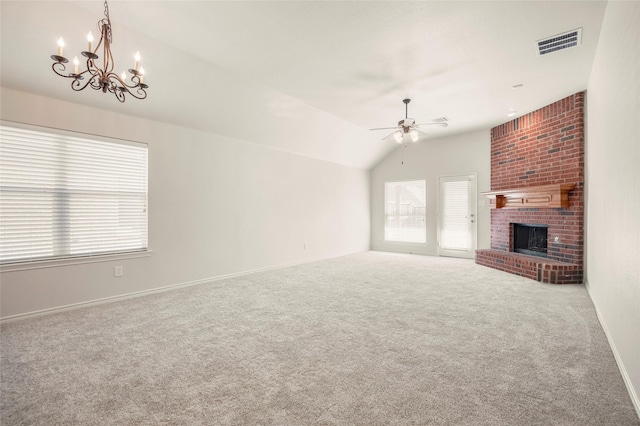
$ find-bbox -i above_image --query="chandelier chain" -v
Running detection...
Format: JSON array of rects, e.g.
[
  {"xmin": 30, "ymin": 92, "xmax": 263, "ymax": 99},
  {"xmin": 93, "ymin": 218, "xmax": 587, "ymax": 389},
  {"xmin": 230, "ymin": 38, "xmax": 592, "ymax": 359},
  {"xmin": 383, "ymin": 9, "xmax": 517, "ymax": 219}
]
[{"xmin": 102, "ymin": 0, "xmax": 112, "ymax": 44}]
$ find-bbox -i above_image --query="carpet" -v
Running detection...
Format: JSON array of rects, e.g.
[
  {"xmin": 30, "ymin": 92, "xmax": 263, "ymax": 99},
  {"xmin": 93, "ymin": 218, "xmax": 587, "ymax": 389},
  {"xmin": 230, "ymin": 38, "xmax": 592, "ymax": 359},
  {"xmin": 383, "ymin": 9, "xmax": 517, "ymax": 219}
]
[{"xmin": 1, "ymin": 251, "xmax": 638, "ymax": 425}]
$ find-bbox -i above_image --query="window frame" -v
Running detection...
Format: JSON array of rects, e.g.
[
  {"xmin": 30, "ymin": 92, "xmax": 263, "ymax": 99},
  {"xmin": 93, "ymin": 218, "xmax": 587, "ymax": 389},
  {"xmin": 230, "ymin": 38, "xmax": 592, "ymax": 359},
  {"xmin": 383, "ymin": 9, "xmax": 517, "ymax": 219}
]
[{"xmin": 0, "ymin": 120, "xmax": 151, "ymax": 271}]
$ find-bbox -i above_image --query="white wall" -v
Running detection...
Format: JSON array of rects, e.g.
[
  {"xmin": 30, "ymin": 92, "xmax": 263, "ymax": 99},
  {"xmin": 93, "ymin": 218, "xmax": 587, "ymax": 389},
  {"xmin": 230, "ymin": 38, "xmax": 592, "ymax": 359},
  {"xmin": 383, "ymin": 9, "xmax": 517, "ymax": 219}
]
[
  {"xmin": 370, "ymin": 129, "xmax": 491, "ymax": 255},
  {"xmin": 585, "ymin": 1, "xmax": 640, "ymax": 416},
  {"xmin": 0, "ymin": 88, "xmax": 370, "ymax": 319}
]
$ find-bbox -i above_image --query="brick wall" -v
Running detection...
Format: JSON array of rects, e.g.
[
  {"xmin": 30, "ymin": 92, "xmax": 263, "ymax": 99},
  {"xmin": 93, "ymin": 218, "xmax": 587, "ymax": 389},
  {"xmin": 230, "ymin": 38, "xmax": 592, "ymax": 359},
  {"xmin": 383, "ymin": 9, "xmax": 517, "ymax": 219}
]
[{"xmin": 476, "ymin": 92, "xmax": 584, "ymax": 284}]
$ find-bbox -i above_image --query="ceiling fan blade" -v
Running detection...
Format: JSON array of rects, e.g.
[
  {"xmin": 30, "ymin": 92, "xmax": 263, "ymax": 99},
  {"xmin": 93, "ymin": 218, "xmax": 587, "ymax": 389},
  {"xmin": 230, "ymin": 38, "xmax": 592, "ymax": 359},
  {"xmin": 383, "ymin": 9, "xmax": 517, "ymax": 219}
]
[
  {"xmin": 370, "ymin": 126, "xmax": 400, "ymax": 131},
  {"xmin": 416, "ymin": 122, "xmax": 449, "ymax": 127},
  {"xmin": 415, "ymin": 128, "xmax": 430, "ymax": 138}
]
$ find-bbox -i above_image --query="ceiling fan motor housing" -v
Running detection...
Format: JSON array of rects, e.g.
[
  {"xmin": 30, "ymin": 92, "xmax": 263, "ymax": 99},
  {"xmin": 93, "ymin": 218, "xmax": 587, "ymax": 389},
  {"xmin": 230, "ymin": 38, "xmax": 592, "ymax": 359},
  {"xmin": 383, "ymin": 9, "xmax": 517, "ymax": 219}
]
[{"xmin": 399, "ymin": 118, "xmax": 416, "ymax": 131}]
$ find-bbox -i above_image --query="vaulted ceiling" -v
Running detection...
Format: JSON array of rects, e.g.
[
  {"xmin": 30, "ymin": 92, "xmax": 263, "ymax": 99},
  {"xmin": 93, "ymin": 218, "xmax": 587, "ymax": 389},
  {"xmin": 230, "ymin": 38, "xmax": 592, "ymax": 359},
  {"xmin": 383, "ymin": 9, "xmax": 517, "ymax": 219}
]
[{"xmin": 0, "ymin": 1, "xmax": 607, "ymax": 169}]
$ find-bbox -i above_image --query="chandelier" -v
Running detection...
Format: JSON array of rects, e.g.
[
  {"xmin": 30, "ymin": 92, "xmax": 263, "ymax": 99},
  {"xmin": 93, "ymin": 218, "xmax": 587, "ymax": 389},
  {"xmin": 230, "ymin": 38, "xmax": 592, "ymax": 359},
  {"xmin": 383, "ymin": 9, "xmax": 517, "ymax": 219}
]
[{"xmin": 50, "ymin": 1, "xmax": 148, "ymax": 103}]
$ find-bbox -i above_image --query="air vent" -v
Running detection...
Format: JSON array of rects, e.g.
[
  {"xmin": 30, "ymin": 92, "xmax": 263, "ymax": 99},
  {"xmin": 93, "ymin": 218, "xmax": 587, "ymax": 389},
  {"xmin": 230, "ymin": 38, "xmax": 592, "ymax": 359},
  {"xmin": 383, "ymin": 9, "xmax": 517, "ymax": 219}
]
[{"xmin": 536, "ymin": 28, "xmax": 582, "ymax": 56}]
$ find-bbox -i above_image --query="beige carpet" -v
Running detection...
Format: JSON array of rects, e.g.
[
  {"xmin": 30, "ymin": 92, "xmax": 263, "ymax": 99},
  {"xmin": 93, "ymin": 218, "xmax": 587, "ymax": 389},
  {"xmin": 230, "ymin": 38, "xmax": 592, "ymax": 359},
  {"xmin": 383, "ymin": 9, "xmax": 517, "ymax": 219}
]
[{"xmin": 1, "ymin": 251, "xmax": 638, "ymax": 425}]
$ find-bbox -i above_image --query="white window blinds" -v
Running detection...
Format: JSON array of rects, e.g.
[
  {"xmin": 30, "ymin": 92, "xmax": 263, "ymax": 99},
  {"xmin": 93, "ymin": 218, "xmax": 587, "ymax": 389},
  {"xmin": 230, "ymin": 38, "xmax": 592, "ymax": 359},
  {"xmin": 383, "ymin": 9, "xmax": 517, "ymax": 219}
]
[
  {"xmin": 0, "ymin": 124, "xmax": 148, "ymax": 264},
  {"xmin": 384, "ymin": 180, "xmax": 426, "ymax": 243},
  {"xmin": 440, "ymin": 179, "xmax": 470, "ymax": 250}
]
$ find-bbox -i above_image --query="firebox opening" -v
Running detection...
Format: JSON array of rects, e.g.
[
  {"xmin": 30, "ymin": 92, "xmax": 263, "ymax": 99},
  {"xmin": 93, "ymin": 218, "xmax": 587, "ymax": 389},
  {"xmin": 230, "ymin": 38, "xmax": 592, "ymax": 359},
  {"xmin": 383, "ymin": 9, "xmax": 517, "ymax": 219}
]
[{"xmin": 513, "ymin": 223, "xmax": 548, "ymax": 257}]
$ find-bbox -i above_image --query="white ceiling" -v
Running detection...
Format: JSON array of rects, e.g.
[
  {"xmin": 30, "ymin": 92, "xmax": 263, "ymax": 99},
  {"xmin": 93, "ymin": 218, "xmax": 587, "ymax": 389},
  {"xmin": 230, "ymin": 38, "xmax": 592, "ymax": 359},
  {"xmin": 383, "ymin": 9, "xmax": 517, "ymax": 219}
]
[{"xmin": 0, "ymin": 1, "xmax": 607, "ymax": 169}]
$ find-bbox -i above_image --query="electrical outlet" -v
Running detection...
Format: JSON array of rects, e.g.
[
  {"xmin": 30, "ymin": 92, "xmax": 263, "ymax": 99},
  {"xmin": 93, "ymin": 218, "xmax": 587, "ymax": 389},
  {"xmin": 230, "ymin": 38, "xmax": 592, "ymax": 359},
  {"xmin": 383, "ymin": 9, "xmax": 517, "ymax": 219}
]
[{"xmin": 114, "ymin": 265, "xmax": 124, "ymax": 277}]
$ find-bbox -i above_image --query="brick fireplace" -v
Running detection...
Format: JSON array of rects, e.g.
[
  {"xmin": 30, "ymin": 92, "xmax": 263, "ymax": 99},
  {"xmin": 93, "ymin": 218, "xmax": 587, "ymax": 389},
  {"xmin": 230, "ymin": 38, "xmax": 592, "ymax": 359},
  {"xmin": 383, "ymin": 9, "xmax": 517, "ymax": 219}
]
[{"xmin": 476, "ymin": 92, "xmax": 584, "ymax": 284}]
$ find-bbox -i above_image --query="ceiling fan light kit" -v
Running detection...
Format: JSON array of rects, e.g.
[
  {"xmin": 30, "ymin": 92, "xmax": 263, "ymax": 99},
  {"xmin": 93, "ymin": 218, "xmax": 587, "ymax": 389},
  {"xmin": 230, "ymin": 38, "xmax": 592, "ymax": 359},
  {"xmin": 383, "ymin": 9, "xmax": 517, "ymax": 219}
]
[
  {"xmin": 370, "ymin": 98, "xmax": 447, "ymax": 143},
  {"xmin": 50, "ymin": 0, "xmax": 148, "ymax": 103}
]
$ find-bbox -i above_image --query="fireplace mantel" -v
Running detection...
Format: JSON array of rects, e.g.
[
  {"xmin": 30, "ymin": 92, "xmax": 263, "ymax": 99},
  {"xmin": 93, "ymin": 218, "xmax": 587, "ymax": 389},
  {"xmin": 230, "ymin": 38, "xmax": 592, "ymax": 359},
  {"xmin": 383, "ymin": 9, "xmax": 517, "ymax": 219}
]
[{"xmin": 482, "ymin": 183, "xmax": 575, "ymax": 209}]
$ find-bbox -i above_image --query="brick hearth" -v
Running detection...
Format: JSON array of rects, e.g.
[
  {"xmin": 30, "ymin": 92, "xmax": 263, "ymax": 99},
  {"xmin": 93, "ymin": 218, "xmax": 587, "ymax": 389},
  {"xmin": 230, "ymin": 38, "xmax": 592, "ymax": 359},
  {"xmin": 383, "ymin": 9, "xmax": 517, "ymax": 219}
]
[{"xmin": 476, "ymin": 92, "xmax": 584, "ymax": 284}]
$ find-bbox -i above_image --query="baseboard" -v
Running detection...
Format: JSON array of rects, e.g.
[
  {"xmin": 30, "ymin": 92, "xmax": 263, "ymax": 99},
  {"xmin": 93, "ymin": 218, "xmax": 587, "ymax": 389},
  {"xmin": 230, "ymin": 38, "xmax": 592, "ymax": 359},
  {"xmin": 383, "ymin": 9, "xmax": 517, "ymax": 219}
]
[
  {"xmin": 0, "ymin": 250, "xmax": 368, "ymax": 323},
  {"xmin": 585, "ymin": 280, "xmax": 640, "ymax": 420}
]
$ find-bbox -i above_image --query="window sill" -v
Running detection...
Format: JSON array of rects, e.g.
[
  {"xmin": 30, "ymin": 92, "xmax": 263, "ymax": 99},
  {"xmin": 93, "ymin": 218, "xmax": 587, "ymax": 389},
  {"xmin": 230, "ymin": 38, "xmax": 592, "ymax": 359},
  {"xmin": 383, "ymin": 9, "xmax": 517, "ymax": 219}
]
[
  {"xmin": 383, "ymin": 240, "xmax": 428, "ymax": 246},
  {"xmin": 0, "ymin": 250, "xmax": 153, "ymax": 273}
]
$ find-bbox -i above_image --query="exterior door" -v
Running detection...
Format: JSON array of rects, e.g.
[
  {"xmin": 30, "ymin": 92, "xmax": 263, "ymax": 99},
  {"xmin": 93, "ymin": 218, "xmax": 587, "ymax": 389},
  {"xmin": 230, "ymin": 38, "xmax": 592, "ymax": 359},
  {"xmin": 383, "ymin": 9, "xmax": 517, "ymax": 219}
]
[{"xmin": 438, "ymin": 174, "xmax": 477, "ymax": 259}]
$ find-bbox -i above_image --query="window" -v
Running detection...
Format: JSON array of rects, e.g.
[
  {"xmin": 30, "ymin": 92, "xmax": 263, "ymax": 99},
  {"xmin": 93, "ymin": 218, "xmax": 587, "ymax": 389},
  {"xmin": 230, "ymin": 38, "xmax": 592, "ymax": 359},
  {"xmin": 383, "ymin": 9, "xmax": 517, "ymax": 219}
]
[
  {"xmin": 0, "ymin": 124, "xmax": 148, "ymax": 264},
  {"xmin": 384, "ymin": 179, "xmax": 426, "ymax": 243}
]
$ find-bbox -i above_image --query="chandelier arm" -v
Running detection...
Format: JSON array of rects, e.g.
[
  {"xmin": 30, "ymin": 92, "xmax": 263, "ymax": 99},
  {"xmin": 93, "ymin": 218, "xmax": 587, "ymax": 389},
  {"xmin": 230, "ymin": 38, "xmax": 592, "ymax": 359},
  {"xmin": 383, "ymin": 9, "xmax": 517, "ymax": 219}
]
[
  {"xmin": 51, "ymin": 60, "xmax": 71, "ymax": 78},
  {"xmin": 70, "ymin": 77, "xmax": 92, "ymax": 92},
  {"xmin": 121, "ymin": 84, "xmax": 148, "ymax": 100},
  {"xmin": 110, "ymin": 72, "xmax": 137, "ymax": 91},
  {"xmin": 98, "ymin": 20, "xmax": 115, "ymax": 74},
  {"xmin": 104, "ymin": 72, "xmax": 148, "ymax": 101},
  {"xmin": 90, "ymin": 74, "xmax": 105, "ymax": 91},
  {"xmin": 93, "ymin": 20, "xmax": 104, "ymax": 55},
  {"xmin": 114, "ymin": 90, "xmax": 126, "ymax": 103},
  {"xmin": 69, "ymin": 71, "xmax": 102, "ymax": 92},
  {"xmin": 83, "ymin": 52, "xmax": 99, "ymax": 76},
  {"xmin": 106, "ymin": 47, "xmax": 115, "ymax": 74},
  {"xmin": 128, "ymin": 86, "xmax": 148, "ymax": 100},
  {"xmin": 105, "ymin": 77, "xmax": 120, "ymax": 96},
  {"xmin": 70, "ymin": 75, "xmax": 93, "ymax": 92},
  {"xmin": 128, "ymin": 72, "xmax": 143, "ymax": 87}
]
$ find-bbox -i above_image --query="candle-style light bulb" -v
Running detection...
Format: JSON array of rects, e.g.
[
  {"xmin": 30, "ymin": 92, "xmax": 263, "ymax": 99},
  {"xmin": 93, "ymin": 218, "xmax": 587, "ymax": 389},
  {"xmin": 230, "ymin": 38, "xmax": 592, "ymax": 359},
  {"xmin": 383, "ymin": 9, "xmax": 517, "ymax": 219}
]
[
  {"xmin": 138, "ymin": 66, "xmax": 145, "ymax": 84},
  {"xmin": 134, "ymin": 51, "xmax": 141, "ymax": 70},
  {"xmin": 87, "ymin": 32, "xmax": 94, "ymax": 52},
  {"xmin": 57, "ymin": 37, "xmax": 65, "ymax": 56},
  {"xmin": 73, "ymin": 56, "xmax": 79, "ymax": 74},
  {"xmin": 121, "ymin": 71, "xmax": 127, "ymax": 82}
]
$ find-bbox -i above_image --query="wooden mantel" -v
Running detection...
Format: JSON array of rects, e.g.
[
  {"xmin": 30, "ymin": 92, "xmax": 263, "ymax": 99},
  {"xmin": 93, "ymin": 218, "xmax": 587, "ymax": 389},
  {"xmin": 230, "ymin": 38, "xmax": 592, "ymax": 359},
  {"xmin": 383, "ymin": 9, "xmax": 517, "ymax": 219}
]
[{"xmin": 481, "ymin": 183, "xmax": 575, "ymax": 209}]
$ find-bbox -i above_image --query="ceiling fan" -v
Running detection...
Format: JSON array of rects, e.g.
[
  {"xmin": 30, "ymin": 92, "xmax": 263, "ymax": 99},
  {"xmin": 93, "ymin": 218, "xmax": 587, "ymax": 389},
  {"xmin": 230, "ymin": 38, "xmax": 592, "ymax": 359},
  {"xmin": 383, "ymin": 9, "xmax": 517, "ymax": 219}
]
[{"xmin": 370, "ymin": 98, "xmax": 448, "ymax": 143}]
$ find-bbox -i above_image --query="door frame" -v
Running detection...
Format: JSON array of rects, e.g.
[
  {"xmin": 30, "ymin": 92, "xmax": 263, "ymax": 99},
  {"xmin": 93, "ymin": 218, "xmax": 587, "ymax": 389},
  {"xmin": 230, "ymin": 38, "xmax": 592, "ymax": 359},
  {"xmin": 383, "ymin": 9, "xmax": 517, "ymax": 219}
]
[{"xmin": 437, "ymin": 173, "xmax": 478, "ymax": 259}]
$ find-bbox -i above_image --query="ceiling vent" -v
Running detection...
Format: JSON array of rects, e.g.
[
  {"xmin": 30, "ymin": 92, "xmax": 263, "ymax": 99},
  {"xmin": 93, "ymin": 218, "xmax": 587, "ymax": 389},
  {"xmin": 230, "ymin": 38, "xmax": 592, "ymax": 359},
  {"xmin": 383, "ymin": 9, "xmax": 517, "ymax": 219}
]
[{"xmin": 536, "ymin": 28, "xmax": 582, "ymax": 56}]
